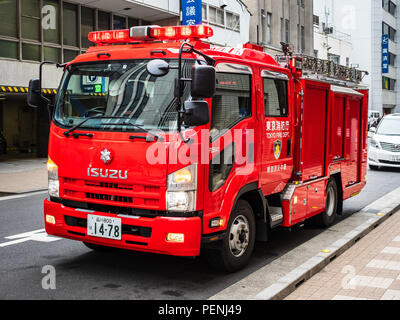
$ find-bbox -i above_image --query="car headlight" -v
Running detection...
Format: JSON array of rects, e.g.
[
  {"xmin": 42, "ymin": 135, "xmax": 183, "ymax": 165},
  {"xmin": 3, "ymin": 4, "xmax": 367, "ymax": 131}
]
[
  {"xmin": 167, "ymin": 164, "xmax": 197, "ymax": 212},
  {"xmin": 370, "ymin": 139, "xmax": 380, "ymax": 149},
  {"xmin": 47, "ymin": 158, "xmax": 59, "ymax": 198}
]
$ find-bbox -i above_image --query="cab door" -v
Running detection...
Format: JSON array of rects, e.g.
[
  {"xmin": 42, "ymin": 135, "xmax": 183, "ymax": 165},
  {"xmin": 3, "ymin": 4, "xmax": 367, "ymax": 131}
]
[{"xmin": 259, "ymin": 70, "xmax": 293, "ymax": 195}]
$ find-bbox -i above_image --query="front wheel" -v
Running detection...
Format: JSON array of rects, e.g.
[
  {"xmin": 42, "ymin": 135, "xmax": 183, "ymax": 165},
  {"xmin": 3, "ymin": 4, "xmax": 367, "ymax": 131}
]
[{"xmin": 205, "ymin": 200, "xmax": 256, "ymax": 273}]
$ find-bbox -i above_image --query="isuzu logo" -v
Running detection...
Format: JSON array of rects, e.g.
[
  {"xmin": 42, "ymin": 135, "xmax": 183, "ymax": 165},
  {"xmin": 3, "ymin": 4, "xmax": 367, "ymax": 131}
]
[
  {"xmin": 100, "ymin": 149, "xmax": 113, "ymax": 165},
  {"xmin": 87, "ymin": 168, "xmax": 128, "ymax": 180}
]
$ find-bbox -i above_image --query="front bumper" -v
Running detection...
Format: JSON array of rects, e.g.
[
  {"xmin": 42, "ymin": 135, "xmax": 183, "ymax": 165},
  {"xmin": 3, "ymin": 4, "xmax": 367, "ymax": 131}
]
[
  {"xmin": 369, "ymin": 147, "xmax": 400, "ymax": 168},
  {"xmin": 44, "ymin": 199, "xmax": 201, "ymax": 257}
]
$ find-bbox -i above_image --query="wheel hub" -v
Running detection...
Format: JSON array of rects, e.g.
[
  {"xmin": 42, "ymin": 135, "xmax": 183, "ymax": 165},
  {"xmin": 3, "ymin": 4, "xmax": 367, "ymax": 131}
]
[{"xmin": 229, "ymin": 215, "xmax": 250, "ymax": 257}]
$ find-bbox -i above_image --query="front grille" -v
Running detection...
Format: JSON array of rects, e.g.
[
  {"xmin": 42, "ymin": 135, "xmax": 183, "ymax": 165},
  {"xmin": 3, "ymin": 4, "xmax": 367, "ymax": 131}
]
[
  {"xmin": 86, "ymin": 192, "xmax": 133, "ymax": 204},
  {"xmin": 380, "ymin": 142, "xmax": 400, "ymax": 153},
  {"xmin": 64, "ymin": 215, "xmax": 152, "ymax": 238},
  {"xmin": 61, "ymin": 178, "xmax": 163, "ymax": 208}
]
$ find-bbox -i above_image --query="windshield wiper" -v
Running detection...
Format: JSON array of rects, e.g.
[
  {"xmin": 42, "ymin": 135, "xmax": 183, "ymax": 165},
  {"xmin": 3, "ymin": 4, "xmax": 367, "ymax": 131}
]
[{"xmin": 64, "ymin": 114, "xmax": 104, "ymax": 137}]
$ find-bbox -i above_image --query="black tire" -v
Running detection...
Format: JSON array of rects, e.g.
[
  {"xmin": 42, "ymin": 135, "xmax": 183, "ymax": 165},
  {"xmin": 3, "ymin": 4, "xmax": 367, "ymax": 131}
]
[
  {"xmin": 369, "ymin": 165, "xmax": 379, "ymax": 171},
  {"xmin": 205, "ymin": 200, "xmax": 256, "ymax": 273},
  {"xmin": 83, "ymin": 242, "xmax": 115, "ymax": 252},
  {"xmin": 315, "ymin": 179, "xmax": 338, "ymax": 228}
]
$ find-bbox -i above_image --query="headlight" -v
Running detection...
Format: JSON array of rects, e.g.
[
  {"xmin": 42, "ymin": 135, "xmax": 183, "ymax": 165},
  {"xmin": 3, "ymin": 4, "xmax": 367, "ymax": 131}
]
[
  {"xmin": 47, "ymin": 158, "xmax": 59, "ymax": 198},
  {"xmin": 370, "ymin": 139, "xmax": 380, "ymax": 149},
  {"xmin": 167, "ymin": 164, "xmax": 197, "ymax": 212}
]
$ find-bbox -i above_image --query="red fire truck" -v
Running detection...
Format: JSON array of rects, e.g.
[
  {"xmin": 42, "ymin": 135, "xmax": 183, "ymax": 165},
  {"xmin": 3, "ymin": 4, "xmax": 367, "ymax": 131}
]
[{"xmin": 28, "ymin": 25, "xmax": 369, "ymax": 272}]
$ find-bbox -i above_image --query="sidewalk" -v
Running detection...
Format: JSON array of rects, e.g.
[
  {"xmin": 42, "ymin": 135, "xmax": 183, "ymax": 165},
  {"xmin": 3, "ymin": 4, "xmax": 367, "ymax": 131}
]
[
  {"xmin": 285, "ymin": 209, "xmax": 400, "ymax": 300},
  {"xmin": 0, "ymin": 158, "xmax": 47, "ymax": 194}
]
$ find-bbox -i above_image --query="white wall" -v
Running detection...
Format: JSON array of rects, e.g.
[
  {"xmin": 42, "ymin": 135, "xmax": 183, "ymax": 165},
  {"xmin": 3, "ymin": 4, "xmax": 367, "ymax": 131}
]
[
  {"xmin": 0, "ymin": 60, "xmax": 63, "ymax": 89},
  {"xmin": 202, "ymin": 0, "xmax": 250, "ymax": 47},
  {"xmin": 314, "ymin": 28, "xmax": 352, "ymax": 66}
]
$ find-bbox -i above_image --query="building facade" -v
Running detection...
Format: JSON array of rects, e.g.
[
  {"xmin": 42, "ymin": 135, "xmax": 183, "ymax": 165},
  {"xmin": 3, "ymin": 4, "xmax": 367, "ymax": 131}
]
[
  {"xmin": 313, "ymin": 6, "xmax": 353, "ymax": 67},
  {"xmin": 314, "ymin": 0, "xmax": 400, "ymax": 115},
  {"xmin": 0, "ymin": 0, "xmax": 250, "ymax": 158},
  {"xmin": 243, "ymin": 0, "xmax": 314, "ymax": 56}
]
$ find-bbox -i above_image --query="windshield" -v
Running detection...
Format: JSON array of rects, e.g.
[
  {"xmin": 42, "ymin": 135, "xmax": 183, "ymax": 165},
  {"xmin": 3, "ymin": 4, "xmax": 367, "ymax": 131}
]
[
  {"xmin": 377, "ymin": 118, "xmax": 400, "ymax": 135},
  {"xmin": 54, "ymin": 59, "xmax": 193, "ymax": 132}
]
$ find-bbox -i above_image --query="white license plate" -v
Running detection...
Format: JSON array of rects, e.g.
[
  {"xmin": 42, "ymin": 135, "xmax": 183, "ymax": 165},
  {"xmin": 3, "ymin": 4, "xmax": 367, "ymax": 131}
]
[
  {"xmin": 87, "ymin": 215, "xmax": 122, "ymax": 240},
  {"xmin": 391, "ymin": 156, "xmax": 400, "ymax": 162}
]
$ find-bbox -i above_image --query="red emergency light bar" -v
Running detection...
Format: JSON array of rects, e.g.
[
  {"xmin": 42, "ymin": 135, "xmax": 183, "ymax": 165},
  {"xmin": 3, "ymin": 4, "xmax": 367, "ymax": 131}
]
[{"xmin": 88, "ymin": 25, "xmax": 214, "ymax": 45}]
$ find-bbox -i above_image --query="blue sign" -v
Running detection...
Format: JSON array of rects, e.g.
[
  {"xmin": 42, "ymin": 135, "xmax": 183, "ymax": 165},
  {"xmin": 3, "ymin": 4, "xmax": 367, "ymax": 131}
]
[
  {"xmin": 182, "ymin": 0, "xmax": 202, "ymax": 26},
  {"xmin": 382, "ymin": 34, "xmax": 389, "ymax": 74}
]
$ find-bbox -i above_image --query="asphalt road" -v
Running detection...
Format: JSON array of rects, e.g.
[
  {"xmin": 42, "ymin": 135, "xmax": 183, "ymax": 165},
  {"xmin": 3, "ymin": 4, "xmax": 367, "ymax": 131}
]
[{"xmin": 1, "ymin": 167, "xmax": 400, "ymax": 300}]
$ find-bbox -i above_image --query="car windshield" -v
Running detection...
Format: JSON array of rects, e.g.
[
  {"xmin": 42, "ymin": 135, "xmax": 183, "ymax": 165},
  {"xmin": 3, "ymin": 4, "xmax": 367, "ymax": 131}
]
[
  {"xmin": 54, "ymin": 59, "xmax": 193, "ymax": 132},
  {"xmin": 377, "ymin": 118, "xmax": 400, "ymax": 135}
]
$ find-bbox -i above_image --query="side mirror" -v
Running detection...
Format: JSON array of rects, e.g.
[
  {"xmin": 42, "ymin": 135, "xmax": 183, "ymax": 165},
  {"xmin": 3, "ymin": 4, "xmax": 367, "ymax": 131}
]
[
  {"xmin": 183, "ymin": 100, "xmax": 209, "ymax": 127},
  {"xmin": 191, "ymin": 64, "xmax": 216, "ymax": 98},
  {"xmin": 146, "ymin": 59, "xmax": 170, "ymax": 77},
  {"xmin": 27, "ymin": 79, "xmax": 46, "ymax": 108}
]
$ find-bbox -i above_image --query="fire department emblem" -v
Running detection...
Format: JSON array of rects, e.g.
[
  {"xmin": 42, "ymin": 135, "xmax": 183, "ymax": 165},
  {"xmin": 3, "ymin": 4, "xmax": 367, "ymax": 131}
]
[
  {"xmin": 100, "ymin": 149, "xmax": 113, "ymax": 165},
  {"xmin": 274, "ymin": 140, "xmax": 282, "ymax": 160}
]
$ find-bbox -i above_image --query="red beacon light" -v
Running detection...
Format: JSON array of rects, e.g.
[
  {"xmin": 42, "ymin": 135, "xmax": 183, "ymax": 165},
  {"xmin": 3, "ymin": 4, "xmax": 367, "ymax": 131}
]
[{"xmin": 88, "ymin": 25, "xmax": 213, "ymax": 45}]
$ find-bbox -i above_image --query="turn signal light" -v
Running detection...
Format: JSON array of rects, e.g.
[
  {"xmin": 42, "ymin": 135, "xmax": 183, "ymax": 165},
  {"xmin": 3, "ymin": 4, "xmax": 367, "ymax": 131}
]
[
  {"xmin": 166, "ymin": 233, "xmax": 185, "ymax": 243},
  {"xmin": 46, "ymin": 214, "xmax": 56, "ymax": 225}
]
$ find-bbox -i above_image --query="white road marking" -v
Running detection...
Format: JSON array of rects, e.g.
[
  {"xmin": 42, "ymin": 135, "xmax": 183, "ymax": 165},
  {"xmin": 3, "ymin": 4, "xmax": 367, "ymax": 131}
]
[
  {"xmin": 348, "ymin": 275, "xmax": 394, "ymax": 289},
  {"xmin": 367, "ymin": 259, "xmax": 400, "ymax": 271},
  {"xmin": 381, "ymin": 289, "xmax": 400, "ymax": 300},
  {"xmin": 0, "ymin": 191, "xmax": 47, "ymax": 202},
  {"xmin": 333, "ymin": 295, "xmax": 372, "ymax": 300},
  {"xmin": 382, "ymin": 247, "xmax": 400, "ymax": 255},
  {"xmin": 393, "ymin": 236, "xmax": 400, "ymax": 242},
  {"xmin": 0, "ymin": 229, "xmax": 60, "ymax": 248}
]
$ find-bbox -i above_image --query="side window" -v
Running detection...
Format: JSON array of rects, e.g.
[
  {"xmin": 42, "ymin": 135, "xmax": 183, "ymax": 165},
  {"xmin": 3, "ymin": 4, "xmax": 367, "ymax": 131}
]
[
  {"xmin": 263, "ymin": 78, "xmax": 288, "ymax": 117},
  {"xmin": 210, "ymin": 72, "xmax": 252, "ymax": 137}
]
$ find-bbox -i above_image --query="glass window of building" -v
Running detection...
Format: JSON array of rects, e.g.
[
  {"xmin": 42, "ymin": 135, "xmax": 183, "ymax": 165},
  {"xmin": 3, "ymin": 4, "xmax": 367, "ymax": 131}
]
[
  {"xmin": 98, "ymin": 11, "xmax": 110, "ymax": 31},
  {"xmin": 0, "ymin": 0, "xmax": 17, "ymax": 37},
  {"xmin": 113, "ymin": 15, "xmax": 126, "ymax": 30},
  {"xmin": 128, "ymin": 18, "xmax": 139, "ymax": 28},
  {"xmin": 216, "ymin": 8, "xmax": 224, "ymax": 25},
  {"xmin": 81, "ymin": 7, "xmax": 95, "ymax": 48},
  {"xmin": 43, "ymin": 0, "xmax": 60, "ymax": 44},
  {"xmin": 22, "ymin": 43, "xmax": 40, "ymax": 61},
  {"xmin": 21, "ymin": 0, "xmax": 41, "ymax": 41},
  {"xmin": 209, "ymin": 6, "xmax": 217, "ymax": 24},
  {"xmin": 44, "ymin": 46, "xmax": 60, "ymax": 63},
  {"xmin": 63, "ymin": 2, "xmax": 78, "ymax": 47},
  {"xmin": 0, "ymin": 40, "xmax": 18, "ymax": 59},
  {"xmin": 64, "ymin": 49, "xmax": 79, "ymax": 63},
  {"xmin": 202, "ymin": 4, "xmax": 207, "ymax": 21}
]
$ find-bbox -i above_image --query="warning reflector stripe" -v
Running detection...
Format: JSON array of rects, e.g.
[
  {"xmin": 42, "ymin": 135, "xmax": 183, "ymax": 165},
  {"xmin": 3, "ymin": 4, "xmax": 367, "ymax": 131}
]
[{"xmin": 0, "ymin": 85, "xmax": 57, "ymax": 94}]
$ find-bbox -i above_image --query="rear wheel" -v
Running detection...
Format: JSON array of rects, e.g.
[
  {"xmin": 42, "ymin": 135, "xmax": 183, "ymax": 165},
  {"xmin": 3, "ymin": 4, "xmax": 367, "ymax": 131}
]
[
  {"xmin": 315, "ymin": 179, "xmax": 338, "ymax": 228},
  {"xmin": 206, "ymin": 200, "xmax": 256, "ymax": 273}
]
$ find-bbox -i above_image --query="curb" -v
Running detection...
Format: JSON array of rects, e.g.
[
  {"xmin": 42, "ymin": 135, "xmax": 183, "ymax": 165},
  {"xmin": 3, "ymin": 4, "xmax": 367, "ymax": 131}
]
[{"xmin": 254, "ymin": 202, "xmax": 400, "ymax": 300}]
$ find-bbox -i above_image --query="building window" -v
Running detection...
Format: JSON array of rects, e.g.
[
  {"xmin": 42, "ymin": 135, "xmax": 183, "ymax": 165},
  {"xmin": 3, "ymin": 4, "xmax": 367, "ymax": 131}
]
[
  {"xmin": 128, "ymin": 18, "xmax": 139, "ymax": 28},
  {"xmin": 313, "ymin": 15, "xmax": 320, "ymax": 27},
  {"xmin": 328, "ymin": 53, "xmax": 340, "ymax": 64},
  {"xmin": 389, "ymin": 52, "xmax": 397, "ymax": 66},
  {"xmin": 301, "ymin": 26, "xmax": 305, "ymax": 52},
  {"xmin": 44, "ymin": 46, "xmax": 60, "ymax": 63},
  {"xmin": 63, "ymin": 2, "xmax": 78, "ymax": 47},
  {"xmin": 113, "ymin": 15, "xmax": 126, "ymax": 30},
  {"xmin": 314, "ymin": 50, "xmax": 318, "ymax": 58},
  {"xmin": 98, "ymin": 11, "xmax": 111, "ymax": 31},
  {"xmin": 63, "ymin": 49, "xmax": 79, "ymax": 63},
  {"xmin": 382, "ymin": 76, "xmax": 396, "ymax": 91},
  {"xmin": 382, "ymin": 22, "xmax": 396, "ymax": 42},
  {"xmin": 202, "ymin": 4, "xmax": 207, "ymax": 21},
  {"xmin": 0, "ymin": 0, "xmax": 17, "ymax": 37},
  {"xmin": 81, "ymin": 7, "xmax": 95, "ymax": 49},
  {"xmin": 346, "ymin": 57, "xmax": 350, "ymax": 67},
  {"xmin": 0, "ymin": 40, "xmax": 18, "ymax": 59},
  {"xmin": 22, "ymin": 43, "xmax": 40, "ymax": 61},
  {"xmin": 266, "ymin": 12, "xmax": 272, "ymax": 44},
  {"xmin": 383, "ymin": 0, "xmax": 397, "ymax": 16},
  {"xmin": 285, "ymin": 19, "xmax": 290, "ymax": 43},
  {"xmin": 21, "ymin": 0, "xmax": 41, "ymax": 41}
]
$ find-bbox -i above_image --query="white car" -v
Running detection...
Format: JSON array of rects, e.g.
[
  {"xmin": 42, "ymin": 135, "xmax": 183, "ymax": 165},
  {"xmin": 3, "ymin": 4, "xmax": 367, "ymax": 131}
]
[{"xmin": 369, "ymin": 114, "xmax": 400, "ymax": 170}]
